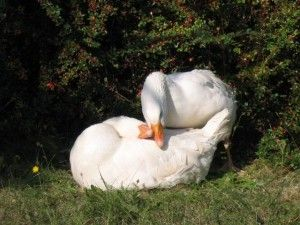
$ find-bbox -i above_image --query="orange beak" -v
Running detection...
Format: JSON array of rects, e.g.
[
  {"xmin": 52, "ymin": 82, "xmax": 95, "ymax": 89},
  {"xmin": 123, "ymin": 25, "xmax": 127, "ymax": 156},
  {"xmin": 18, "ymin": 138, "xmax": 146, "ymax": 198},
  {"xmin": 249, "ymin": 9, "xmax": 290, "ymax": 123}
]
[
  {"xmin": 151, "ymin": 123, "xmax": 164, "ymax": 148},
  {"xmin": 138, "ymin": 124, "xmax": 153, "ymax": 139}
]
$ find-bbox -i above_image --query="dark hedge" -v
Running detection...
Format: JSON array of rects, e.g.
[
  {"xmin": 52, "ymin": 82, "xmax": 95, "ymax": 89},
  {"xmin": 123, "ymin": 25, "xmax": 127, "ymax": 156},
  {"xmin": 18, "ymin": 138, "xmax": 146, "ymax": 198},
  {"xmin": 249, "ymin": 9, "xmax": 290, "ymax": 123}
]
[{"xmin": 0, "ymin": 0, "xmax": 299, "ymax": 172}]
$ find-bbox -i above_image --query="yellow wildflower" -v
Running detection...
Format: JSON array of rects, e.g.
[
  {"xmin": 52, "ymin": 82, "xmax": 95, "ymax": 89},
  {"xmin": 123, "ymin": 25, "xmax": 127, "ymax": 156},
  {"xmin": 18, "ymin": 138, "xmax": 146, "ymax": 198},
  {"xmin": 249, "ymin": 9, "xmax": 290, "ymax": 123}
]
[{"xmin": 32, "ymin": 165, "xmax": 39, "ymax": 174}]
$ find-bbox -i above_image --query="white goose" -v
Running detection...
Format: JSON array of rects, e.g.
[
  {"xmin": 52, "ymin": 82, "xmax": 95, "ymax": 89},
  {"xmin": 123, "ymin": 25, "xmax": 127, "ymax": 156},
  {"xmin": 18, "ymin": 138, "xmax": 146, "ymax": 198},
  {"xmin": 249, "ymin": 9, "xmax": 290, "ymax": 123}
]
[
  {"xmin": 141, "ymin": 69, "xmax": 237, "ymax": 169},
  {"xmin": 70, "ymin": 109, "xmax": 230, "ymax": 190}
]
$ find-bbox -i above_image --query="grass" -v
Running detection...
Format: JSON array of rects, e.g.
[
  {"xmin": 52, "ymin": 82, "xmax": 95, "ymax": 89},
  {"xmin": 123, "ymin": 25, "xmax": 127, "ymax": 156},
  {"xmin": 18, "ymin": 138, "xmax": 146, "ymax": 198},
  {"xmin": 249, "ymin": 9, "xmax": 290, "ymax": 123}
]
[{"xmin": 0, "ymin": 160, "xmax": 299, "ymax": 225}]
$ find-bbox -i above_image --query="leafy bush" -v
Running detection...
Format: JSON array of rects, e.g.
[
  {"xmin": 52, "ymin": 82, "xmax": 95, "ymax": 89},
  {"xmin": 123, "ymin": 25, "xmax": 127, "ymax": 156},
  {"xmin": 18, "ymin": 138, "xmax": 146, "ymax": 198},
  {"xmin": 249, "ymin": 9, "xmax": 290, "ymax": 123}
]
[
  {"xmin": 0, "ymin": 0, "xmax": 299, "ymax": 171},
  {"xmin": 257, "ymin": 77, "xmax": 300, "ymax": 169}
]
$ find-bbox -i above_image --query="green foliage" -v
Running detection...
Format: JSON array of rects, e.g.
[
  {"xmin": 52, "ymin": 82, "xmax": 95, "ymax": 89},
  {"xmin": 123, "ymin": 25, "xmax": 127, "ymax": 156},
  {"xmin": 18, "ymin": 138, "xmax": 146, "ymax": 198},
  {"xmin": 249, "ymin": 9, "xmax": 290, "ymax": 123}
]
[
  {"xmin": 233, "ymin": 1, "xmax": 300, "ymax": 168},
  {"xmin": 0, "ymin": 161, "xmax": 299, "ymax": 224},
  {"xmin": 0, "ymin": 0, "xmax": 299, "ymax": 169},
  {"xmin": 257, "ymin": 78, "xmax": 300, "ymax": 169},
  {"xmin": 258, "ymin": 128, "xmax": 300, "ymax": 169},
  {"xmin": 85, "ymin": 188, "xmax": 146, "ymax": 224}
]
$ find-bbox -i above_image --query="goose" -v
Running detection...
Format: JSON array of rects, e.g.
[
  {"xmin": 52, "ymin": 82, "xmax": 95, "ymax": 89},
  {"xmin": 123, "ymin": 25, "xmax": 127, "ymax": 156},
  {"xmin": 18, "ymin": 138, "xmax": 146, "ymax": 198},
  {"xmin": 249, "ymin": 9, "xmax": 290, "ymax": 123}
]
[
  {"xmin": 141, "ymin": 69, "xmax": 237, "ymax": 169},
  {"xmin": 70, "ymin": 109, "xmax": 230, "ymax": 190}
]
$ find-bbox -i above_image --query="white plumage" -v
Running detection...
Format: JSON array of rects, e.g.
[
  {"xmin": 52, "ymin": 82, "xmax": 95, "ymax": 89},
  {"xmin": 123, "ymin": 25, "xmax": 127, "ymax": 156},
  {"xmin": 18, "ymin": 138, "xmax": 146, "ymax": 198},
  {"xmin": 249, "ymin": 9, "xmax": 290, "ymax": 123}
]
[
  {"xmin": 141, "ymin": 69, "xmax": 237, "ymax": 143},
  {"xmin": 70, "ymin": 109, "xmax": 231, "ymax": 190}
]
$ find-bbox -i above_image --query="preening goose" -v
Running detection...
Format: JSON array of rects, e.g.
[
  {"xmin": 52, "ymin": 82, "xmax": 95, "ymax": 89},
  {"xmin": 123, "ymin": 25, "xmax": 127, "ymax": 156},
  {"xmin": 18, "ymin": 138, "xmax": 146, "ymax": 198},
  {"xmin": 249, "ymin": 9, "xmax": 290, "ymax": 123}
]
[
  {"xmin": 70, "ymin": 109, "xmax": 230, "ymax": 190},
  {"xmin": 141, "ymin": 69, "xmax": 237, "ymax": 169}
]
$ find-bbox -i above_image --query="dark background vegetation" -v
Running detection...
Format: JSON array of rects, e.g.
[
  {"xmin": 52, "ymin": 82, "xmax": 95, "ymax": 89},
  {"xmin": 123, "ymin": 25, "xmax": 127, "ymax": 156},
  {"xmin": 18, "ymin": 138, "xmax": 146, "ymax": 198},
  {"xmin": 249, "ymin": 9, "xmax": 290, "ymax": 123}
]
[{"xmin": 0, "ymin": 0, "xmax": 299, "ymax": 176}]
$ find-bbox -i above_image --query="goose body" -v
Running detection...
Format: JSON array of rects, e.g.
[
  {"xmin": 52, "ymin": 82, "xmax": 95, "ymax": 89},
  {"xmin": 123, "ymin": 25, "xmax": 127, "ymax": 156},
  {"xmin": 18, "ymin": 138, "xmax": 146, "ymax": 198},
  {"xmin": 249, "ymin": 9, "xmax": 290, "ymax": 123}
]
[
  {"xmin": 141, "ymin": 69, "xmax": 237, "ymax": 148},
  {"xmin": 70, "ymin": 110, "xmax": 230, "ymax": 190}
]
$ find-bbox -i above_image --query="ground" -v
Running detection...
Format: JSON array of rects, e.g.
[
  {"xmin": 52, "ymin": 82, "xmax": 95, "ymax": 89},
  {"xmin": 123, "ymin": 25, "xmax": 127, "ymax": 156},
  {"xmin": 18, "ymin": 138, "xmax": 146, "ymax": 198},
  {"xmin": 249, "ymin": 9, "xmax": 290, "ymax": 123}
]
[{"xmin": 0, "ymin": 159, "xmax": 299, "ymax": 225}]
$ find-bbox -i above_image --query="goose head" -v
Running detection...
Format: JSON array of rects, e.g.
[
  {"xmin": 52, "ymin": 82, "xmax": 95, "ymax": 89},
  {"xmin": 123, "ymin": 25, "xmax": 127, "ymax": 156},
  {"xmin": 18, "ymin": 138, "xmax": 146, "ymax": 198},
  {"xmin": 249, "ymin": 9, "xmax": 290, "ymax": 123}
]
[{"xmin": 141, "ymin": 72, "xmax": 168, "ymax": 147}]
